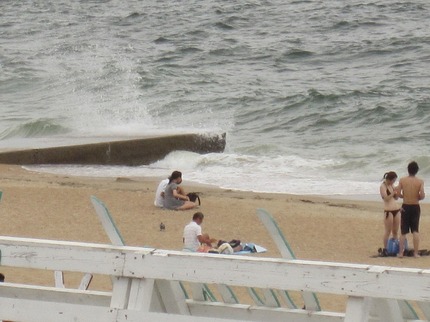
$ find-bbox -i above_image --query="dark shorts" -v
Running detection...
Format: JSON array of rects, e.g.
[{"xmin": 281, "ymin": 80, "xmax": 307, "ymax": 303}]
[{"xmin": 401, "ymin": 204, "xmax": 420, "ymax": 235}]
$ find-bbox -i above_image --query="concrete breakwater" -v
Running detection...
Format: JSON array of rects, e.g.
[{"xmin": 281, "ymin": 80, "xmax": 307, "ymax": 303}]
[{"xmin": 0, "ymin": 133, "xmax": 226, "ymax": 166}]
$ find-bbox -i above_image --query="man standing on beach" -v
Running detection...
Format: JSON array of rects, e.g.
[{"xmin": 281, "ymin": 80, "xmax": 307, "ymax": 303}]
[{"xmin": 397, "ymin": 161, "xmax": 425, "ymax": 258}]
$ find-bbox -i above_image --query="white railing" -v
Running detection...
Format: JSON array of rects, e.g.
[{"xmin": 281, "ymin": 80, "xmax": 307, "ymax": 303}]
[{"xmin": 1, "ymin": 236, "xmax": 430, "ymax": 322}]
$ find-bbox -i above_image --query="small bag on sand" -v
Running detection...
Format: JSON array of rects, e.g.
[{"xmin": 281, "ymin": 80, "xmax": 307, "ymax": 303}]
[{"xmin": 187, "ymin": 192, "xmax": 201, "ymax": 205}]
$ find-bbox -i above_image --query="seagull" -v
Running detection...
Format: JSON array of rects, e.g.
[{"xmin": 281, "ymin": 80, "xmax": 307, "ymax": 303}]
[{"xmin": 160, "ymin": 222, "xmax": 165, "ymax": 231}]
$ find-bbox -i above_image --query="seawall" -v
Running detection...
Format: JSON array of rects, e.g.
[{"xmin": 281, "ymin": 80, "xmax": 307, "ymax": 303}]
[{"xmin": 0, "ymin": 133, "xmax": 226, "ymax": 166}]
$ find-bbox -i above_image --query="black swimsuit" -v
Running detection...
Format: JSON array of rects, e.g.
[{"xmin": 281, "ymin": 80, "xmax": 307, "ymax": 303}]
[{"xmin": 385, "ymin": 209, "xmax": 401, "ymax": 219}]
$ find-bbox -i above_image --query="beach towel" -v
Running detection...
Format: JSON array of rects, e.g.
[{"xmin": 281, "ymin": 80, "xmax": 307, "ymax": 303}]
[{"xmin": 196, "ymin": 242, "xmax": 267, "ymax": 255}]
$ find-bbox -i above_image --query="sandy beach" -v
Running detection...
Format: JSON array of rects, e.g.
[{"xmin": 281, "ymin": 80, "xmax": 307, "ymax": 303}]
[{"xmin": 1, "ymin": 164, "xmax": 429, "ymax": 312}]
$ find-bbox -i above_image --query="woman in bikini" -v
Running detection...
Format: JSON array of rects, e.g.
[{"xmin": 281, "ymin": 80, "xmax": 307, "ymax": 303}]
[{"xmin": 380, "ymin": 171, "xmax": 400, "ymax": 251}]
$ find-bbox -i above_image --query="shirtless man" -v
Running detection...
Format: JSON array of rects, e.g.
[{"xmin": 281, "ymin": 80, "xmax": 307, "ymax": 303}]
[{"xmin": 397, "ymin": 161, "xmax": 425, "ymax": 257}]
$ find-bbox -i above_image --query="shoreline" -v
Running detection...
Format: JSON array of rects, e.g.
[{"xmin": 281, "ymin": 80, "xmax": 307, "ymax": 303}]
[
  {"xmin": 1, "ymin": 163, "xmax": 430, "ymax": 313},
  {"xmin": 23, "ymin": 165, "xmax": 391, "ymax": 203}
]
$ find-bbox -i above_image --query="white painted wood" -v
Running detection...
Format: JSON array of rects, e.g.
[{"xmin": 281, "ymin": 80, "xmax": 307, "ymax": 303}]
[
  {"xmin": 0, "ymin": 236, "xmax": 130, "ymax": 275},
  {"xmin": 302, "ymin": 292, "xmax": 320, "ymax": 311},
  {"xmin": 110, "ymin": 277, "xmax": 131, "ymax": 309},
  {"xmin": 397, "ymin": 300, "xmax": 419, "ymax": 320},
  {"xmin": 0, "ymin": 282, "xmax": 111, "ymax": 306},
  {"xmin": 344, "ymin": 296, "xmax": 371, "ymax": 322},
  {"xmin": 91, "ymin": 196, "xmax": 125, "ymax": 246},
  {"xmin": 247, "ymin": 287, "xmax": 265, "ymax": 306},
  {"xmin": 187, "ymin": 301, "xmax": 345, "ymax": 322},
  {"xmin": 3, "ymin": 236, "xmax": 430, "ymax": 303},
  {"xmin": 257, "ymin": 209, "xmax": 414, "ymax": 316},
  {"xmin": 128, "ymin": 250, "xmax": 430, "ymax": 302},
  {"xmin": 189, "ymin": 283, "xmax": 217, "ymax": 302},
  {"xmin": 0, "ymin": 290, "xmax": 348, "ymax": 322},
  {"xmin": 0, "ymin": 298, "xmax": 115, "ymax": 322},
  {"xmin": 263, "ymin": 289, "xmax": 281, "ymax": 307},
  {"xmin": 155, "ymin": 280, "xmax": 190, "ymax": 315},
  {"xmin": 257, "ymin": 208, "xmax": 321, "ymax": 311},
  {"xmin": 277, "ymin": 289, "xmax": 298, "ymax": 309},
  {"xmin": 418, "ymin": 302, "xmax": 430, "ymax": 320},
  {"xmin": 114, "ymin": 310, "xmax": 254, "ymax": 322},
  {"xmin": 247, "ymin": 287, "xmax": 280, "ymax": 307},
  {"xmin": 4, "ymin": 236, "xmax": 430, "ymax": 322},
  {"xmin": 191, "ymin": 283, "xmax": 206, "ymax": 301},
  {"xmin": 147, "ymin": 279, "xmax": 165, "ymax": 312},
  {"xmin": 0, "ymin": 288, "xmax": 243, "ymax": 322},
  {"xmin": 78, "ymin": 273, "xmax": 93, "ymax": 290},
  {"xmin": 54, "ymin": 270, "xmax": 65, "ymax": 288},
  {"xmin": 127, "ymin": 278, "xmax": 152, "ymax": 311},
  {"xmin": 52, "ymin": 196, "xmax": 105, "ymax": 294},
  {"xmin": 372, "ymin": 298, "xmax": 403, "ymax": 322},
  {"xmin": 91, "ymin": 195, "xmax": 191, "ymax": 314},
  {"xmin": 0, "ymin": 282, "xmax": 112, "ymax": 322},
  {"xmin": 217, "ymin": 284, "xmax": 239, "ymax": 304}
]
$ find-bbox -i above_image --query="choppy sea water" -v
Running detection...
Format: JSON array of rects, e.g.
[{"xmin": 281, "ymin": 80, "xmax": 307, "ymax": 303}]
[{"xmin": 1, "ymin": 0, "xmax": 430, "ymax": 197}]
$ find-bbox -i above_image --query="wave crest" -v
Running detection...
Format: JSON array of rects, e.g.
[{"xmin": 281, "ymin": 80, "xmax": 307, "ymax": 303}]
[{"xmin": 0, "ymin": 119, "xmax": 71, "ymax": 139}]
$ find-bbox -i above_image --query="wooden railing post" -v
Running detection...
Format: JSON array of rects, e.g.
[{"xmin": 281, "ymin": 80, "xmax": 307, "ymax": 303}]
[{"xmin": 344, "ymin": 296, "xmax": 371, "ymax": 322}]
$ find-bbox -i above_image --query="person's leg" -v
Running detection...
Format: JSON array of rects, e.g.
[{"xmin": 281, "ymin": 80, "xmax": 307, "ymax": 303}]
[
  {"xmin": 412, "ymin": 232, "xmax": 420, "ymax": 257},
  {"xmin": 383, "ymin": 213, "xmax": 393, "ymax": 249},
  {"xmin": 411, "ymin": 205, "xmax": 421, "ymax": 257},
  {"xmin": 232, "ymin": 245, "xmax": 243, "ymax": 252},
  {"xmin": 177, "ymin": 201, "xmax": 196, "ymax": 210},
  {"xmin": 177, "ymin": 186, "xmax": 186, "ymax": 195},
  {"xmin": 398, "ymin": 234, "xmax": 406, "ymax": 258},
  {"xmin": 398, "ymin": 206, "xmax": 411, "ymax": 257},
  {"xmin": 392, "ymin": 211, "xmax": 400, "ymax": 240}
]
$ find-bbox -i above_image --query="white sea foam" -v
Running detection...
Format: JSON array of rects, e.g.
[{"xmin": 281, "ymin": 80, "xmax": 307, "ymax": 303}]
[
  {"xmin": 25, "ymin": 150, "xmax": 381, "ymax": 197},
  {"xmin": 3, "ymin": 1, "xmax": 430, "ymax": 200}
]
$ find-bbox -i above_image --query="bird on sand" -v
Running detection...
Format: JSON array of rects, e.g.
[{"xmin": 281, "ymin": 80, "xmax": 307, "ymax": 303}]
[{"xmin": 160, "ymin": 222, "xmax": 165, "ymax": 231}]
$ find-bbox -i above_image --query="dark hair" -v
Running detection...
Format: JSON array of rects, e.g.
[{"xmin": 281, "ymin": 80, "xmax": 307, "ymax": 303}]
[
  {"xmin": 168, "ymin": 170, "xmax": 182, "ymax": 184},
  {"xmin": 383, "ymin": 171, "xmax": 397, "ymax": 181},
  {"xmin": 408, "ymin": 161, "xmax": 419, "ymax": 175},
  {"xmin": 193, "ymin": 212, "xmax": 204, "ymax": 221}
]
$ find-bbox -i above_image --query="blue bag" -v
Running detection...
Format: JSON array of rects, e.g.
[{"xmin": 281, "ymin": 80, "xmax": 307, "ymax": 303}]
[{"xmin": 387, "ymin": 238, "xmax": 408, "ymax": 256}]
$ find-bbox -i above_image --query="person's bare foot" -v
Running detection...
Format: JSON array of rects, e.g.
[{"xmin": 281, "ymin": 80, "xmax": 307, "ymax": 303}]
[{"xmin": 414, "ymin": 253, "xmax": 421, "ymax": 258}]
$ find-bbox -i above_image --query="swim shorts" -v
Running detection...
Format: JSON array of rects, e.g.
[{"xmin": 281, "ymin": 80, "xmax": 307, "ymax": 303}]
[{"xmin": 401, "ymin": 204, "xmax": 420, "ymax": 235}]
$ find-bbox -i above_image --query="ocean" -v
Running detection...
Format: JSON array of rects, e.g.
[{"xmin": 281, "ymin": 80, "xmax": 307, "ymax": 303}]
[{"xmin": 1, "ymin": 0, "xmax": 429, "ymax": 198}]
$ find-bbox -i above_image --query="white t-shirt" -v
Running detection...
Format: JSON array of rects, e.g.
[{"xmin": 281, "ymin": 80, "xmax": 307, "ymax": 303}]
[
  {"xmin": 154, "ymin": 179, "xmax": 169, "ymax": 207},
  {"xmin": 183, "ymin": 221, "xmax": 202, "ymax": 252}
]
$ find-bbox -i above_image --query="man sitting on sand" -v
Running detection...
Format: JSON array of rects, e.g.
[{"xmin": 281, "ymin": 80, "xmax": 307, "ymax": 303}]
[
  {"xmin": 154, "ymin": 177, "xmax": 169, "ymax": 208},
  {"xmin": 183, "ymin": 212, "xmax": 213, "ymax": 252},
  {"xmin": 397, "ymin": 161, "xmax": 425, "ymax": 258}
]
